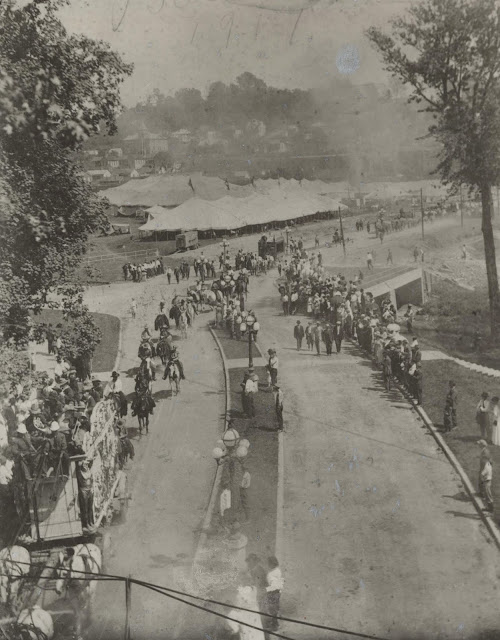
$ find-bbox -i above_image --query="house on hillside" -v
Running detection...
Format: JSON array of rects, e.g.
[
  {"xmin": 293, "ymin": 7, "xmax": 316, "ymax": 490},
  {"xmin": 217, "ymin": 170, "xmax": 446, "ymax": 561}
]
[
  {"xmin": 171, "ymin": 129, "xmax": 192, "ymax": 144},
  {"xmin": 87, "ymin": 169, "xmax": 112, "ymax": 182},
  {"xmin": 123, "ymin": 123, "xmax": 169, "ymax": 157},
  {"xmin": 76, "ymin": 171, "xmax": 93, "ymax": 184},
  {"xmin": 108, "ymin": 148, "xmax": 123, "ymax": 157}
]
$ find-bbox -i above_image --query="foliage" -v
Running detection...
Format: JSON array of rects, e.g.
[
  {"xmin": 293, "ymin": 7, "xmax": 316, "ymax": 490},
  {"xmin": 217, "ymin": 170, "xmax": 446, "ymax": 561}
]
[
  {"xmin": 0, "ymin": 0, "xmax": 132, "ymax": 341},
  {"xmin": 0, "ymin": 344, "xmax": 31, "ymax": 397},
  {"xmin": 367, "ymin": 0, "xmax": 500, "ymax": 335}
]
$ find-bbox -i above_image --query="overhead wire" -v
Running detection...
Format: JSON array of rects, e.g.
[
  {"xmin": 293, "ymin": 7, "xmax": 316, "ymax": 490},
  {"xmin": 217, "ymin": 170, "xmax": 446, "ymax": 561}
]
[{"xmin": 1, "ymin": 559, "xmax": 391, "ymax": 640}]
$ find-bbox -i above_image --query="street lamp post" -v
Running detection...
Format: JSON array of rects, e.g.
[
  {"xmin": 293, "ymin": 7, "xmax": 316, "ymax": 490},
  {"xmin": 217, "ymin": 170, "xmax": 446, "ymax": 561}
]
[
  {"xmin": 220, "ymin": 239, "xmax": 229, "ymax": 272},
  {"xmin": 241, "ymin": 312, "xmax": 260, "ymax": 369},
  {"xmin": 284, "ymin": 226, "xmax": 290, "ymax": 254}
]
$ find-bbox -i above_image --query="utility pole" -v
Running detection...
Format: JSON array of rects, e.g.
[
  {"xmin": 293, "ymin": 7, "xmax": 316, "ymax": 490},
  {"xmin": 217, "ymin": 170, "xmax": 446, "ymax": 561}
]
[
  {"xmin": 420, "ymin": 188, "xmax": 425, "ymax": 240},
  {"xmin": 338, "ymin": 207, "xmax": 346, "ymax": 257},
  {"xmin": 460, "ymin": 185, "xmax": 464, "ymax": 228}
]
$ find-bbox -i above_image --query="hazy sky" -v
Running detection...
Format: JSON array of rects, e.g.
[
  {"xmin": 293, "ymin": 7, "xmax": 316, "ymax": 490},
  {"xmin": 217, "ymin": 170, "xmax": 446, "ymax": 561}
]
[{"xmin": 59, "ymin": 0, "xmax": 412, "ymax": 106}]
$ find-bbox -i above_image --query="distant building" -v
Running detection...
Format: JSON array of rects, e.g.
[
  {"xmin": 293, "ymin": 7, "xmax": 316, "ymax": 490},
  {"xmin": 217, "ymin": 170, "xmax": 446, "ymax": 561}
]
[
  {"xmin": 76, "ymin": 171, "xmax": 92, "ymax": 184},
  {"xmin": 170, "ymin": 129, "xmax": 192, "ymax": 144},
  {"xmin": 87, "ymin": 169, "xmax": 112, "ymax": 182},
  {"xmin": 108, "ymin": 148, "xmax": 123, "ymax": 157},
  {"xmin": 107, "ymin": 158, "xmax": 120, "ymax": 169},
  {"xmin": 134, "ymin": 158, "xmax": 146, "ymax": 169},
  {"xmin": 83, "ymin": 149, "xmax": 99, "ymax": 156},
  {"xmin": 123, "ymin": 123, "xmax": 169, "ymax": 156}
]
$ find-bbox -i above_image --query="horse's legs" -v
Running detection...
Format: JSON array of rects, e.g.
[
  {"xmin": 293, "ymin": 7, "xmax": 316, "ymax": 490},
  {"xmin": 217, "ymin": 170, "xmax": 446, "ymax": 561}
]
[
  {"xmin": 146, "ymin": 415, "xmax": 149, "ymax": 434},
  {"xmin": 138, "ymin": 416, "xmax": 142, "ymax": 435}
]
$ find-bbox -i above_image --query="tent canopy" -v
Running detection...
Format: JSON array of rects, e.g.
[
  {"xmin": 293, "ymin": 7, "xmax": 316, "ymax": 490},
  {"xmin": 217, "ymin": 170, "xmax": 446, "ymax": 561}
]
[{"xmin": 139, "ymin": 191, "xmax": 346, "ymax": 234}]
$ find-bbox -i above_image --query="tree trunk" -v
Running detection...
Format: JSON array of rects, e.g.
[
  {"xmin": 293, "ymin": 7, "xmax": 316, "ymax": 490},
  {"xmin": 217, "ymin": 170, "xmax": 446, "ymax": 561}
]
[{"xmin": 480, "ymin": 184, "xmax": 500, "ymax": 337}]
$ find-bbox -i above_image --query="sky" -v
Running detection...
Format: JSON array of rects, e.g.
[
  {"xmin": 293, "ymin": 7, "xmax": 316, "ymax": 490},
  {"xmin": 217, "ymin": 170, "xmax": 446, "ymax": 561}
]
[{"xmin": 58, "ymin": 0, "xmax": 412, "ymax": 106}]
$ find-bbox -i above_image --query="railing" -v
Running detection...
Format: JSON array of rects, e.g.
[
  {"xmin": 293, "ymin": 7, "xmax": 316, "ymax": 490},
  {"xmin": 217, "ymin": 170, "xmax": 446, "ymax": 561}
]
[{"xmin": 85, "ymin": 248, "xmax": 160, "ymax": 265}]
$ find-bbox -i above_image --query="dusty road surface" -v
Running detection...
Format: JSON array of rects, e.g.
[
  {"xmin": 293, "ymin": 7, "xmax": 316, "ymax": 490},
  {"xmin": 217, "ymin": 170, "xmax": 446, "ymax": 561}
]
[
  {"xmin": 249, "ymin": 274, "xmax": 500, "ymax": 640},
  {"xmin": 84, "ymin": 280, "xmax": 224, "ymax": 640}
]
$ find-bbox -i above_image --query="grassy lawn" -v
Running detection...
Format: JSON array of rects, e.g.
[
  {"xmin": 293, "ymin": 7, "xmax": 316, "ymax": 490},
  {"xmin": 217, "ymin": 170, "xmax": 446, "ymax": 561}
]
[
  {"xmin": 421, "ymin": 359, "xmax": 500, "ymax": 513},
  {"xmin": 213, "ymin": 328, "xmax": 261, "ymax": 361},
  {"xmin": 416, "ymin": 278, "xmax": 500, "ymax": 369},
  {"xmin": 32, "ymin": 309, "xmax": 120, "ymax": 373},
  {"xmin": 228, "ymin": 366, "xmax": 278, "ymax": 556}
]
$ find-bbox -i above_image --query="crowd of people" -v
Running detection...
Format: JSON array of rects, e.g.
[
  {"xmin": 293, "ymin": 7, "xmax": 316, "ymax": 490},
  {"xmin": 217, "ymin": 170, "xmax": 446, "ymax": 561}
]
[
  {"xmin": 1, "ymin": 361, "xmax": 134, "ymax": 530},
  {"xmin": 122, "ymin": 257, "xmax": 165, "ymax": 282}
]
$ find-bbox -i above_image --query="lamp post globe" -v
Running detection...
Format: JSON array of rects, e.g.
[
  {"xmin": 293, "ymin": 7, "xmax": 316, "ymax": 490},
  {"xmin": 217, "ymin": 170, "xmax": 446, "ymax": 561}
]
[{"xmin": 222, "ymin": 428, "xmax": 239, "ymax": 449}]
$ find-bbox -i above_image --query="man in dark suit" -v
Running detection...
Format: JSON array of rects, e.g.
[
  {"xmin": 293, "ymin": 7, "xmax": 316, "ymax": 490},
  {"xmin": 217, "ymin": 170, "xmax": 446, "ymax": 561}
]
[{"xmin": 293, "ymin": 320, "xmax": 305, "ymax": 351}]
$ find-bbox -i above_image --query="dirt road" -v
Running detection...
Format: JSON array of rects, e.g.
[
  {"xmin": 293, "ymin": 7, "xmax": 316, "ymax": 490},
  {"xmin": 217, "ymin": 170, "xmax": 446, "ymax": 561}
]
[
  {"xmin": 250, "ymin": 274, "xmax": 500, "ymax": 640},
  {"xmin": 84, "ymin": 279, "xmax": 224, "ymax": 640}
]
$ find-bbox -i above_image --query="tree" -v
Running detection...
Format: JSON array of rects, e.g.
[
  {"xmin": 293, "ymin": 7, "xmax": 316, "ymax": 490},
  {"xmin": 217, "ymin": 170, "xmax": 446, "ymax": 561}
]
[
  {"xmin": 152, "ymin": 151, "xmax": 173, "ymax": 172},
  {"xmin": 0, "ymin": 0, "xmax": 132, "ymax": 342},
  {"xmin": 367, "ymin": 0, "xmax": 500, "ymax": 336}
]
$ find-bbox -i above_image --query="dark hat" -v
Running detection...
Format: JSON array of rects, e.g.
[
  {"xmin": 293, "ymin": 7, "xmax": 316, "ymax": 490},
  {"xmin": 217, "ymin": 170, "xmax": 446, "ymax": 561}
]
[{"xmin": 111, "ymin": 371, "xmax": 119, "ymax": 379}]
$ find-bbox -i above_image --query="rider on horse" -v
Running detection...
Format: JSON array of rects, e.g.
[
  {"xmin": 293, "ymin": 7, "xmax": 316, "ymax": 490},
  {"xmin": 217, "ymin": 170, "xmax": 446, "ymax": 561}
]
[{"xmin": 163, "ymin": 346, "xmax": 185, "ymax": 381}]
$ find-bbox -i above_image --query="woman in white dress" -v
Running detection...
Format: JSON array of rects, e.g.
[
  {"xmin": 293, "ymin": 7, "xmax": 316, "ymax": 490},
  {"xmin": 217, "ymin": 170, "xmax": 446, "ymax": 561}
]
[{"xmin": 489, "ymin": 396, "xmax": 500, "ymax": 445}]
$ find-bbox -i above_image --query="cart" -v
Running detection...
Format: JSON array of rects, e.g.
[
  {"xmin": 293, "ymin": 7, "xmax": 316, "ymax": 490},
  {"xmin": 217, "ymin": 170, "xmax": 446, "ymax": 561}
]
[{"xmin": 2, "ymin": 399, "xmax": 129, "ymax": 637}]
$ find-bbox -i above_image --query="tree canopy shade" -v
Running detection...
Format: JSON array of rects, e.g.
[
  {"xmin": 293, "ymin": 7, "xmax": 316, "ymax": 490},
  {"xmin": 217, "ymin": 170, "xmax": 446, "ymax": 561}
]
[
  {"xmin": 0, "ymin": 0, "xmax": 132, "ymax": 342},
  {"xmin": 367, "ymin": 0, "xmax": 500, "ymax": 336}
]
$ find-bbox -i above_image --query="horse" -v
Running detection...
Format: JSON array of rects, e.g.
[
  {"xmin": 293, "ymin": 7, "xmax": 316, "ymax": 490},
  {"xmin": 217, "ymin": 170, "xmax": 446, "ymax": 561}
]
[
  {"xmin": 131, "ymin": 391, "xmax": 151, "ymax": 435},
  {"xmin": 0, "ymin": 545, "xmax": 30, "ymax": 606},
  {"xmin": 156, "ymin": 337, "xmax": 172, "ymax": 365},
  {"xmin": 16, "ymin": 606, "xmax": 54, "ymax": 640},
  {"xmin": 163, "ymin": 361, "xmax": 181, "ymax": 395},
  {"xmin": 110, "ymin": 391, "xmax": 128, "ymax": 418},
  {"xmin": 55, "ymin": 543, "xmax": 102, "ymax": 639}
]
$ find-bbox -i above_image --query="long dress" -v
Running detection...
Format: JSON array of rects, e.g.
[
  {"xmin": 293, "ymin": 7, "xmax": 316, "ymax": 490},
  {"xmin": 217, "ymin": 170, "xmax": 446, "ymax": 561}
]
[{"xmin": 490, "ymin": 405, "xmax": 500, "ymax": 445}]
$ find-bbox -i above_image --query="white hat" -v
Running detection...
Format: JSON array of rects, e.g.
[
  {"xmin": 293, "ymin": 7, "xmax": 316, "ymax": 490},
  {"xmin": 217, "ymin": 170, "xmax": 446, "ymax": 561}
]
[
  {"xmin": 50, "ymin": 421, "xmax": 60, "ymax": 432},
  {"xmin": 16, "ymin": 423, "xmax": 27, "ymax": 434}
]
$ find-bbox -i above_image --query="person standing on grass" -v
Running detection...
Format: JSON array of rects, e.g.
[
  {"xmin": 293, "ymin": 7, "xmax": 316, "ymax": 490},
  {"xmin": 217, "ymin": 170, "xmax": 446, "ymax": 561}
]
[
  {"xmin": 267, "ymin": 350, "xmax": 279, "ymax": 386},
  {"xmin": 479, "ymin": 452, "xmax": 494, "ymax": 513},
  {"xmin": 245, "ymin": 554, "xmax": 267, "ymax": 613},
  {"xmin": 274, "ymin": 385, "xmax": 284, "ymax": 431},
  {"xmin": 386, "ymin": 248, "xmax": 393, "ymax": 265},
  {"xmin": 489, "ymin": 396, "xmax": 500, "ymax": 445},
  {"xmin": 443, "ymin": 380, "xmax": 458, "ymax": 432},
  {"xmin": 413, "ymin": 246, "xmax": 419, "ymax": 262},
  {"xmin": 293, "ymin": 320, "xmax": 304, "ymax": 351},
  {"xmin": 412, "ymin": 364, "xmax": 423, "ymax": 405},
  {"xmin": 265, "ymin": 556, "xmax": 284, "ymax": 632},
  {"xmin": 315, "ymin": 234, "xmax": 320, "ymax": 248},
  {"xmin": 476, "ymin": 392, "xmax": 490, "ymax": 442}
]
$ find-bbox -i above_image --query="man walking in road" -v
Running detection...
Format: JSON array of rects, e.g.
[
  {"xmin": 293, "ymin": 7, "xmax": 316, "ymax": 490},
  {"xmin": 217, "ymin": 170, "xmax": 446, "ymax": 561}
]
[
  {"xmin": 294, "ymin": 320, "xmax": 305, "ymax": 351},
  {"xmin": 386, "ymin": 248, "xmax": 393, "ymax": 265},
  {"xmin": 305, "ymin": 321, "xmax": 314, "ymax": 351},
  {"xmin": 367, "ymin": 251, "xmax": 374, "ymax": 271},
  {"xmin": 266, "ymin": 556, "xmax": 284, "ymax": 632},
  {"xmin": 333, "ymin": 321, "xmax": 344, "ymax": 354},
  {"xmin": 313, "ymin": 323, "xmax": 321, "ymax": 356},
  {"xmin": 443, "ymin": 380, "xmax": 458, "ymax": 432},
  {"xmin": 322, "ymin": 323, "xmax": 333, "ymax": 355}
]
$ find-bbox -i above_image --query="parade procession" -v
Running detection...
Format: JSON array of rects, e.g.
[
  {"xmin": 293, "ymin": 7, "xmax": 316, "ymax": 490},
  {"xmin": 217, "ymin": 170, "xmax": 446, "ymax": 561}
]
[{"xmin": 3, "ymin": 0, "xmax": 500, "ymax": 639}]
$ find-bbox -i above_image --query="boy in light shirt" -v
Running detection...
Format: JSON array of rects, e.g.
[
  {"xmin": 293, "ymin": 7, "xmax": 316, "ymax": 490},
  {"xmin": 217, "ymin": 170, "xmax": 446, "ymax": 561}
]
[{"xmin": 266, "ymin": 556, "xmax": 284, "ymax": 631}]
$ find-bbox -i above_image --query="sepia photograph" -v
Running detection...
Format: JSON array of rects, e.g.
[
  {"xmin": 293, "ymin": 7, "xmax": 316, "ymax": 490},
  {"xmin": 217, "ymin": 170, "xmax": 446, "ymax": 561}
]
[{"xmin": 1, "ymin": 0, "xmax": 500, "ymax": 638}]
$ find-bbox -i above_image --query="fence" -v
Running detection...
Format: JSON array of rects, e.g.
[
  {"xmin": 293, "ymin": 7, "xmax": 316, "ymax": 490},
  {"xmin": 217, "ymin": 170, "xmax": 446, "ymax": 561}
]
[{"xmin": 85, "ymin": 248, "xmax": 160, "ymax": 266}]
